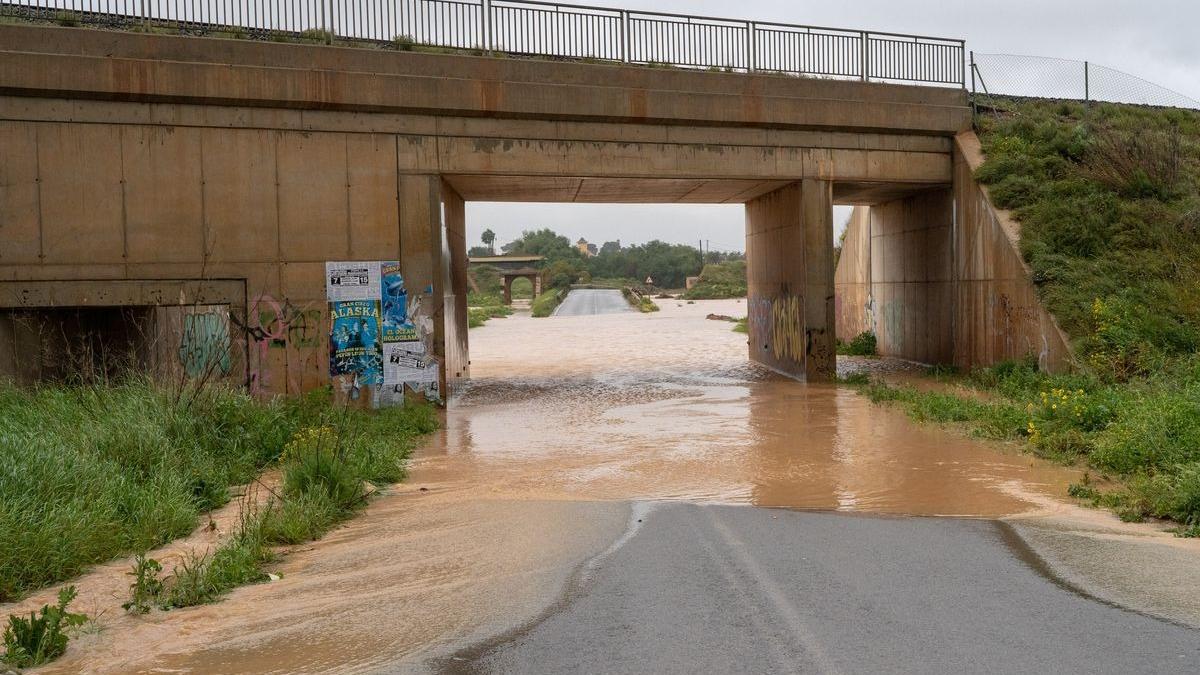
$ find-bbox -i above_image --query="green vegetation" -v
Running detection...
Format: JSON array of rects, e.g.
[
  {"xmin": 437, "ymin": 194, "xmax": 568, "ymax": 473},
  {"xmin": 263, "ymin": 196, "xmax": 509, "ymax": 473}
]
[
  {"xmin": 621, "ymin": 288, "xmax": 660, "ymax": 313},
  {"xmin": 975, "ymin": 99, "xmax": 1200, "ymax": 380},
  {"xmin": 531, "ymin": 289, "xmax": 565, "ymax": 317},
  {"xmin": 468, "ymin": 304, "xmax": 513, "ymax": 329},
  {"xmin": 836, "ymin": 331, "xmax": 877, "ymax": 357},
  {"xmin": 732, "ymin": 317, "xmax": 749, "ymax": 334},
  {"xmin": 120, "ymin": 404, "xmax": 435, "ymax": 612},
  {"xmin": 682, "ymin": 260, "xmax": 747, "ymax": 299},
  {"xmin": 859, "ymin": 356, "xmax": 1200, "ymax": 530},
  {"xmin": 851, "ymin": 99, "xmax": 1200, "ymax": 531},
  {"xmin": 0, "ymin": 380, "xmax": 435, "ymax": 603},
  {"xmin": 2, "ymin": 586, "xmax": 87, "ymax": 668}
]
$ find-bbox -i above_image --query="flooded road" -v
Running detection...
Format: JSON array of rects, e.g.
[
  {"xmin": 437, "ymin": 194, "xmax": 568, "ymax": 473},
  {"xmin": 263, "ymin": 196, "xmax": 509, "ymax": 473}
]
[
  {"xmin": 23, "ymin": 299, "xmax": 1200, "ymax": 674},
  {"xmin": 422, "ymin": 297, "xmax": 1077, "ymax": 516}
]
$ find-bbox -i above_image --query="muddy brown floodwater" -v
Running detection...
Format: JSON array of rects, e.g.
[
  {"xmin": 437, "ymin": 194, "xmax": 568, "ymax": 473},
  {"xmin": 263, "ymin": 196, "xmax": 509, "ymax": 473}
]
[{"xmin": 18, "ymin": 298, "xmax": 1200, "ymax": 674}]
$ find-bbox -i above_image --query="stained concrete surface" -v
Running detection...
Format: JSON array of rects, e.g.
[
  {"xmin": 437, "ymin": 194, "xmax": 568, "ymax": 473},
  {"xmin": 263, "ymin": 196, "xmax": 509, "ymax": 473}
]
[
  {"xmin": 452, "ymin": 504, "xmax": 1200, "ymax": 675},
  {"xmin": 552, "ymin": 289, "xmax": 633, "ymax": 316}
]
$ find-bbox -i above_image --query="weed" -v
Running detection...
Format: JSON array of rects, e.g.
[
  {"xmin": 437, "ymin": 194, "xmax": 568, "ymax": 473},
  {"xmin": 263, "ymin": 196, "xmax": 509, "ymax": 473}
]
[
  {"xmin": 2, "ymin": 586, "xmax": 87, "ymax": 668},
  {"xmin": 836, "ymin": 331, "xmax": 877, "ymax": 357},
  {"xmin": 122, "ymin": 555, "xmax": 164, "ymax": 614}
]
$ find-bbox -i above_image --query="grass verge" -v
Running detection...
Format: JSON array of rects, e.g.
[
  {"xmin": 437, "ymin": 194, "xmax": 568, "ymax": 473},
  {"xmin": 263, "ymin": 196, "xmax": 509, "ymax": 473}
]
[
  {"xmin": 468, "ymin": 303, "xmax": 513, "ymax": 329},
  {"xmin": 852, "ymin": 357, "xmax": 1200, "ymax": 531},
  {"xmin": 0, "ymin": 380, "xmax": 435, "ymax": 603},
  {"xmin": 530, "ymin": 289, "xmax": 565, "ymax": 317}
]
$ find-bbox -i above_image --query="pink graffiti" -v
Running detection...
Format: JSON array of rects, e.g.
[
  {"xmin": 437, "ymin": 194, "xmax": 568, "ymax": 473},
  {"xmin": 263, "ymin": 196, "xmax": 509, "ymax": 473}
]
[{"xmin": 232, "ymin": 295, "xmax": 320, "ymax": 395}]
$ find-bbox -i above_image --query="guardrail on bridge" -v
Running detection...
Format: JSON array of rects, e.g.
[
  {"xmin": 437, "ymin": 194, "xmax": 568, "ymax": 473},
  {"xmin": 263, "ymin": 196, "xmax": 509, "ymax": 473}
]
[{"xmin": 0, "ymin": 0, "xmax": 967, "ymax": 87}]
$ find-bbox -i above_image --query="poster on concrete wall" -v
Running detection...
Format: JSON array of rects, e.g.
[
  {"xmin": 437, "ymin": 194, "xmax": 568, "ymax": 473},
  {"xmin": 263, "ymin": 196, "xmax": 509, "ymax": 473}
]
[
  {"xmin": 325, "ymin": 261, "xmax": 380, "ymax": 302},
  {"xmin": 379, "ymin": 261, "xmax": 418, "ymax": 343},
  {"xmin": 329, "ymin": 299, "xmax": 384, "ymax": 386},
  {"xmin": 327, "ymin": 260, "xmax": 440, "ymax": 407}
]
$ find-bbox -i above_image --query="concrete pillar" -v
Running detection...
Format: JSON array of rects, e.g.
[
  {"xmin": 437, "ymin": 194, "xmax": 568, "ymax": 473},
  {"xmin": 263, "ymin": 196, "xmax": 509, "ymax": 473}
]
[
  {"xmin": 399, "ymin": 174, "xmax": 447, "ymax": 398},
  {"xmin": 744, "ymin": 179, "xmax": 835, "ymax": 381},
  {"xmin": 802, "ymin": 178, "xmax": 836, "ymax": 380},
  {"xmin": 441, "ymin": 179, "xmax": 470, "ymax": 391},
  {"xmin": 503, "ymin": 277, "xmax": 513, "ymax": 305}
]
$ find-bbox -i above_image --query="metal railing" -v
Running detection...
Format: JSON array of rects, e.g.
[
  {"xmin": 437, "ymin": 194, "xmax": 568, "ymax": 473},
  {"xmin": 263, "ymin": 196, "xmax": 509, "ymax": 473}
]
[{"xmin": 0, "ymin": 0, "xmax": 967, "ymax": 87}]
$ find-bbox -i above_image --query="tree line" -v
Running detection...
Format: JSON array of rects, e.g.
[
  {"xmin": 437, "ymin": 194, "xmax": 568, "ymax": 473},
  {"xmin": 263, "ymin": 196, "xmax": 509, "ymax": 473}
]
[{"xmin": 469, "ymin": 228, "xmax": 743, "ymax": 290}]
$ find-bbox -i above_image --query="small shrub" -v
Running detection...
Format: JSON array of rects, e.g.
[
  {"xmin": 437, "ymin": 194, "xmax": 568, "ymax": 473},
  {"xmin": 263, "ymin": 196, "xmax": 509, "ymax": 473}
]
[
  {"xmin": 837, "ymin": 331, "xmax": 877, "ymax": 356},
  {"xmin": 2, "ymin": 586, "xmax": 87, "ymax": 668},
  {"xmin": 299, "ymin": 28, "xmax": 332, "ymax": 43},
  {"xmin": 391, "ymin": 34, "xmax": 415, "ymax": 51},
  {"xmin": 122, "ymin": 554, "xmax": 164, "ymax": 614},
  {"xmin": 54, "ymin": 11, "xmax": 78, "ymax": 27}
]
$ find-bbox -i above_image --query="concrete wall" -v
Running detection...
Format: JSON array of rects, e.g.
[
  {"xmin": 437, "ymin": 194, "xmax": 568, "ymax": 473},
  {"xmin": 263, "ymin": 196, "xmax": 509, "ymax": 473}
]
[
  {"xmin": 951, "ymin": 132, "xmax": 1073, "ymax": 372},
  {"xmin": 745, "ymin": 180, "xmax": 835, "ymax": 380},
  {"xmin": 870, "ymin": 189, "xmax": 955, "ymax": 365},
  {"xmin": 831, "ymin": 132, "xmax": 1074, "ymax": 372},
  {"xmin": 834, "ymin": 207, "xmax": 872, "ymax": 340}
]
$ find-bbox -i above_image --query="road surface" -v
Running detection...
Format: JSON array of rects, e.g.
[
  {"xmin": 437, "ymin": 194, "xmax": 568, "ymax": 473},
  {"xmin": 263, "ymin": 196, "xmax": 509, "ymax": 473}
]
[
  {"xmin": 552, "ymin": 288, "xmax": 633, "ymax": 316},
  {"xmin": 447, "ymin": 503, "xmax": 1199, "ymax": 674}
]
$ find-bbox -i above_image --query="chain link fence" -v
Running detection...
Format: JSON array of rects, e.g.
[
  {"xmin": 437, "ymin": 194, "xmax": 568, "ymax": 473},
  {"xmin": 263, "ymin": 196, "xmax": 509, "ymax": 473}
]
[{"xmin": 971, "ymin": 52, "xmax": 1199, "ymax": 110}]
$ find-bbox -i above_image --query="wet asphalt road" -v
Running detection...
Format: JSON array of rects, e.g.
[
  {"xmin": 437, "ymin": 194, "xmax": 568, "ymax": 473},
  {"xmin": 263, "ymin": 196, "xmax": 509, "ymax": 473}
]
[
  {"xmin": 552, "ymin": 289, "xmax": 633, "ymax": 316},
  {"xmin": 450, "ymin": 503, "xmax": 1199, "ymax": 675}
]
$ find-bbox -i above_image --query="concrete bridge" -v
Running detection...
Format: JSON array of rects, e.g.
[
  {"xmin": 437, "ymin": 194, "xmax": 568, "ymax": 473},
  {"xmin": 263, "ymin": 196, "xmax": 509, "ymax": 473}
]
[
  {"xmin": 0, "ymin": 18, "xmax": 1069, "ymax": 395},
  {"xmin": 468, "ymin": 255, "xmax": 543, "ymax": 304}
]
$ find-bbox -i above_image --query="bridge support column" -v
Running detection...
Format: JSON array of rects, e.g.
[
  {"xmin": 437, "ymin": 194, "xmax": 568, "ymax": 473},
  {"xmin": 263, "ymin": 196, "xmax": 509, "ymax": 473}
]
[
  {"xmin": 441, "ymin": 179, "xmax": 470, "ymax": 391},
  {"xmin": 399, "ymin": 174, "xmax": 465, "ymax": 399},
  {"xmin": 745, "ymin": 179, "xmax": 835, "ymax": 381}
]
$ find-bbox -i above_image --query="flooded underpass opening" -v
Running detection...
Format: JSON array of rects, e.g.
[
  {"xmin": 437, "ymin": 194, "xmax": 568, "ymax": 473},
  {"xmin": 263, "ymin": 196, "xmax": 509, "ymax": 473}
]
[
  {"xmin": 433, "ymin": 191, "xmax": 1083, "ymax": 518},
  {"xmin": 428, "ymin": 297, "xmax": 1080, "ymax": 517}
]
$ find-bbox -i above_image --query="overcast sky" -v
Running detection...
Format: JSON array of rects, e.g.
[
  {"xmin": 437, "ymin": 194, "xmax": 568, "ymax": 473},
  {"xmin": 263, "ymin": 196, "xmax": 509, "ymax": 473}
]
[{"xmin": 466, "ymin": 0, "xmax": 1200, "ymax": 252}]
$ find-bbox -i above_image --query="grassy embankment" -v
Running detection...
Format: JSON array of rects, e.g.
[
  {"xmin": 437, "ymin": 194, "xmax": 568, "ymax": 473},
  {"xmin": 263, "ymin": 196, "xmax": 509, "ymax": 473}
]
[
  {"xmin": 683, "ymin": 260, "xmax": 747, "ymax": 300},
  {"xmin": 531, "ymin": 289, "xmax": 566, "ymax": 317},
  {"xmin": 621, "ymin": 287, "xmax": 661, "ymax": 313},
  {"xmin": 0, "ymin": 380, "xmax": 436, "ymax": 606},
  {"xmin": 857, "ymin": 99, "xmax": 1200, "ymax": 532}
]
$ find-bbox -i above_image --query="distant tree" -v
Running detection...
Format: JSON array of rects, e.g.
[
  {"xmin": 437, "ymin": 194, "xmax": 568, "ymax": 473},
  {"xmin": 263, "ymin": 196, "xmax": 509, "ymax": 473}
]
[
  {"xmin": 600, "ymin": 240, "xmax": 621, "ymax": 256},
  {"xmin": 502, "ymin": 229, "xmax": 582, "ymax": 263},
  {"xmin": 482, "ymin": 228, "xmax": 496, "ymax": 255},
  {"xmin": 468, "ymin": 245, "xmax": 493, "ymax": 257}
]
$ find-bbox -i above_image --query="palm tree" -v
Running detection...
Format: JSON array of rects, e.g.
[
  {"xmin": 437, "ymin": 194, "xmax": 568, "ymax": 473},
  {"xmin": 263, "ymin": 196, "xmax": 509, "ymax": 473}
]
[{"xmin": 482, "ymin": 228, "xmax": 496, "ymax": 255}]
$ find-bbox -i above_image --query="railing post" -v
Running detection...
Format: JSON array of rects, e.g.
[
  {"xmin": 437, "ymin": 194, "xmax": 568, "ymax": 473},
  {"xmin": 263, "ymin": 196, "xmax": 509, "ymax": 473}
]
[
  {"xmin": 621, "ymin": 10, "xmax": 630, "ymax": 63},
  {"xmin": 324, "ymin": 0, "xmax": 334, "ymax": 44},
  {"xmin": 960, "ymin": 41, "xmax": 968, "ymax": 89},
  {"xmin": 483, "ymin": 0, "xmax": 493, "ymax": 52},
  {"xmin": 970, "ymin": 50, "xmax": 976, "ymax": 94},
  {"xmin": 1084, "ymin": 60, "xmax": 1090, "ymax": 104},
  {"xmin": 860, "ymin": 31, "xmax": 869, "ymax": 81},
  {"xmin": 746, "ymin": 21, "xmax": 755, "ymax": 72}
]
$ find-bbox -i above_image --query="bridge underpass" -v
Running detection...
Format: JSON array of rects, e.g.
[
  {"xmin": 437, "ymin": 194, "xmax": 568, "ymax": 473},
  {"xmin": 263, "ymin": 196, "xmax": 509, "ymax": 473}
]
[
  {"xmin": 442, "ymin": 175, "xmax": 952, "ymax": 385},
  {"xmin": 0, "ymin": 21, "xmax": 1070, "ymax": 398}
]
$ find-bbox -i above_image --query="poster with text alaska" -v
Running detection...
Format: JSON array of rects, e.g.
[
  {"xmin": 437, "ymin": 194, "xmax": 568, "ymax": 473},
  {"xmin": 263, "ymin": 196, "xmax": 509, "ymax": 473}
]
[{"xmin": 328, "ymin": 299, "xmax": 383, "ymax": 385}]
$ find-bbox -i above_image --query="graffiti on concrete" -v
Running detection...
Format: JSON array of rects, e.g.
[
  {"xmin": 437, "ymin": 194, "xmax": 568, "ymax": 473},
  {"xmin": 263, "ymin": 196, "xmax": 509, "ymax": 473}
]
[
  {"xmin": 178, "ymin": 311, "xmax": 231, "ymax": 378},
  {"xmin": 748, "ymin": 293, "xmax": 805, "ymax": 365},
  {"xmin": 232, "ymin": 295, "xmax": 322, "ymax": 394},
  {"xmin": 770, "ymin": 294, "xmax": 804, "ymax": 364}
]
